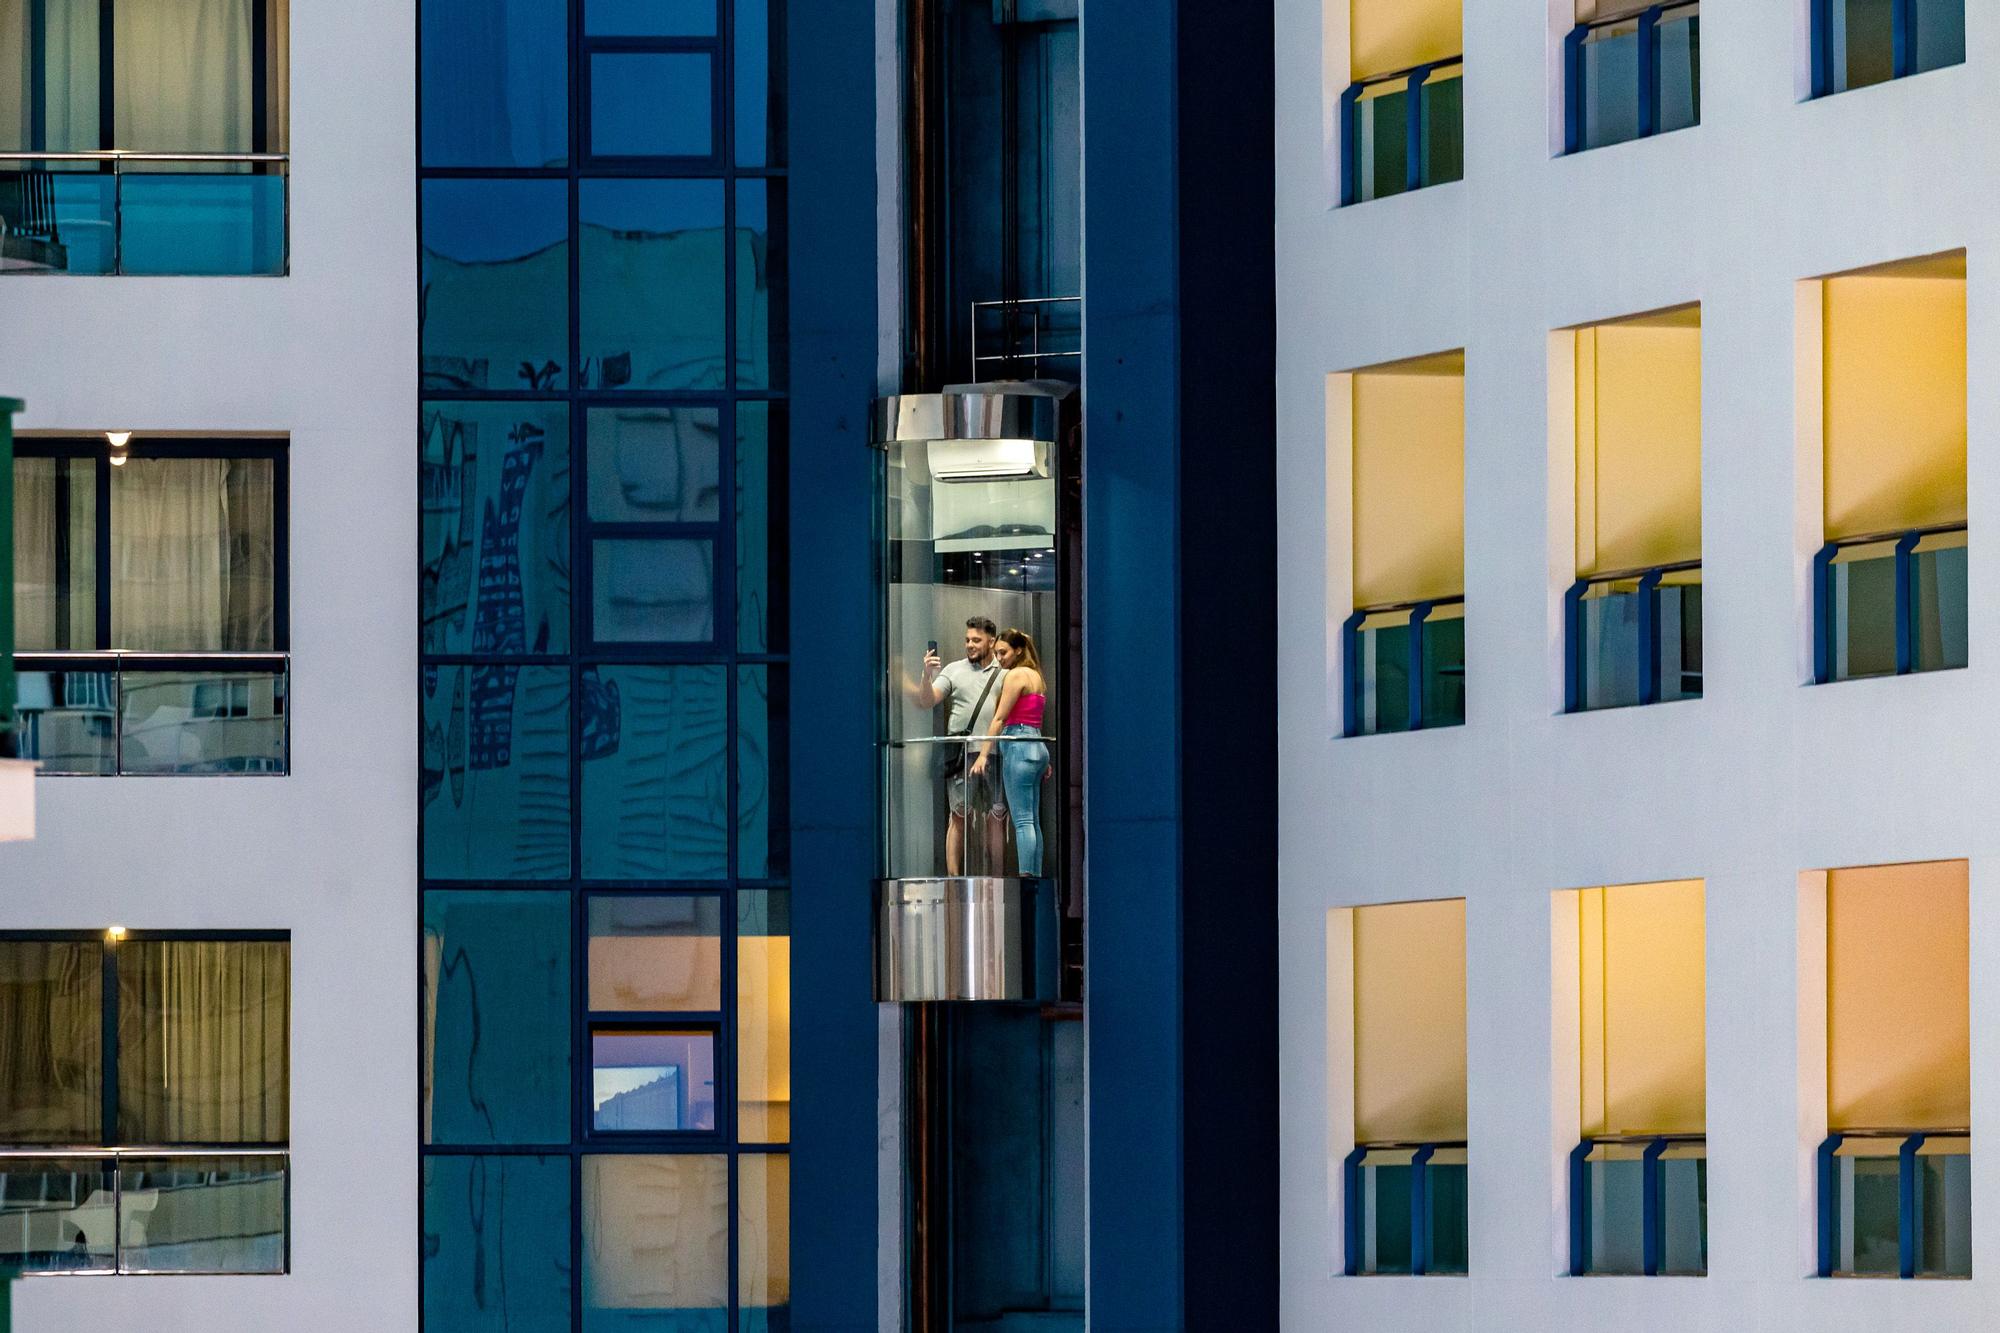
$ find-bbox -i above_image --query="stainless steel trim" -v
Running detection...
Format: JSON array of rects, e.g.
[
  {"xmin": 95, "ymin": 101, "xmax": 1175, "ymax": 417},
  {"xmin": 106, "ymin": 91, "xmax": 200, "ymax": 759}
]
[
  {"xmin": 886, "ymin": 733, "xmax": 1056, "ymax": 746},
  {"xmin": 870, "ymin": 389, "xmax": 1063, "ymax": 449},
  {"xmin": 875, "ymin": 877, "xmax": 1051, "ymax": 1002},
  {"xmin": 0, "ymin": 152, "xmax": 289, "ymax": 164}
]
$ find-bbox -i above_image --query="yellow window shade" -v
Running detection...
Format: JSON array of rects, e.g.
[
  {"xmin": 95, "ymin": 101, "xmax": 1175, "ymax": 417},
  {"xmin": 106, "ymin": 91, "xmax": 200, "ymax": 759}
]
[
  {"xmin": 1352, "ymin": 353, "xmax": 1464, "ymax": 609},
  {"xmin": 1827, "ymin": 861, "xmax": 1969, "ymax": 1132},
  {"xmin": 1574, "ymin": 313, "xmax": 1702, "ymax": 577},
  {"xmin": 1574, "ymin": 1, "xmax": 1652, "ymax": 22},
  {"xmin": 1823, "ymin": 262, "xmax": 1966, "ymax": 541},
  {"xmin": 1351, "ymin": 0, "xmax": 1461, "ymax": 83},
  {"xmin": 1354, "ymin": 898, "xmax": 1466, "ymax": 1144},
  {"xmin": 1578, "ymin": 881, "xmax": 1705, "ymax": 1139}
]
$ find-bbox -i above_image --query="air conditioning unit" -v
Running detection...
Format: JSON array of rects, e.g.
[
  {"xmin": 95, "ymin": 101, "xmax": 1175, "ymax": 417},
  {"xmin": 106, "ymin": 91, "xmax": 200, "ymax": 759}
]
[{"xmin": 926, "ymin": 436, "xmax": 1049, "ymax": 483}]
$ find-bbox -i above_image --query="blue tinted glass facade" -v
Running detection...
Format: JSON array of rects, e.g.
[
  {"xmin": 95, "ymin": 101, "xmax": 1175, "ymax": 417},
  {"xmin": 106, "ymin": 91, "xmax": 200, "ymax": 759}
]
[{"xmin": 419, "ymin": 0, "xmax": 789, "ymax": 1324}]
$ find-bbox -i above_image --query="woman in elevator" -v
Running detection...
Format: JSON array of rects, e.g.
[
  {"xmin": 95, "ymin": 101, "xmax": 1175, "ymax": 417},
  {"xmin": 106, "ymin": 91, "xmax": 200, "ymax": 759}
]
[{"xmin": 969, "ymin": 627, "xmax": 1050, "ymax": 877}]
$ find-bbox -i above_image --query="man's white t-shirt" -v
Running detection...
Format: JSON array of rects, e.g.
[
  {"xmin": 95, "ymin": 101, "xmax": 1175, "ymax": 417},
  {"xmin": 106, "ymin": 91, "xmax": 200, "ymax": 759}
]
[{"xmin": 935, "ymin": 658, "xmax": 1004, "ymax": 735}]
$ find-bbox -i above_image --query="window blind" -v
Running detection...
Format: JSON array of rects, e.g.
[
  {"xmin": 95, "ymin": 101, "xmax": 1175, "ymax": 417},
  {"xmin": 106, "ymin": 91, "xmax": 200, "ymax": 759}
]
[
  {"xmin": 1353, "ymin": 898, "xmax": 1466, "ymax": 1145},
  {"xmin": 1351, "ymin": 353, "xmax": 1464, "ymax": 609},
  {"xmin": 1351, "ymin": 0, "xmax": 1461, "ymax": 83},
  {"xmin": 1578, "ymin": 881, "xmax": 1705, "ymax": 1138},
  {"xmin": 1574, "ymin": 312, "xmax": 1702, "ymax": 577}
]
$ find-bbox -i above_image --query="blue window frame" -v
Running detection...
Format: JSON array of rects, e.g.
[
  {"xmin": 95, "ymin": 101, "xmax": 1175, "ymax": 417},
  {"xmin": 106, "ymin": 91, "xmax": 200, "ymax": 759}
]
[
  {"xmin": 1566, "ymin": 3, "xmax": 1700, "ymax": 153},
  {"xmin": 1344, "ymin": 1142, "xmax": 1468, "ymax": 1275},
  {"xmin": 1565, "ymin": 562, "xmax": 1701, "ymax": 712},
  {"xmin": 1339, "ymin": 60, "xmax": 1463, "ymax": 206},
  {"xmin": 1343, "ymin": 597, "xmax": 1464, "ymax": 736},
  {"xmin": 1818, "ymin": 1131, "xmax": 1970, "ymax": 1277},
  {"xmin": 1812, "ymin": 0, "xmax": 1964, "ymax": 97},
  {"xmin": 1812, "ymin": 525, "xmax": 1965, "ymax": 683},
  {"xmin": 1569, "ymin": 1135, "xmax": 1707, "ymax": 1276}
]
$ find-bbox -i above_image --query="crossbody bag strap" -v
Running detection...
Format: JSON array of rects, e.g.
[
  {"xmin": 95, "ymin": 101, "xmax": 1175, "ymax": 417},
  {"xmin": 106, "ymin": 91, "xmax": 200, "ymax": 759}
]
[{"xmin": 958, "ymin": 663, "xmax": 1003, "ymax": 737}]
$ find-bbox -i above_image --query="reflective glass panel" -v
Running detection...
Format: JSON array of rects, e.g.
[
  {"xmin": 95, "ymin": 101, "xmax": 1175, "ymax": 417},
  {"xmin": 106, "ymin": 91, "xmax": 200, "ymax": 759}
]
[
  {"xmin": 1580, "ymin": 23, "xmax": 1640, "ymax": 150},
  {"xmin": 586, "ymin": 0, "xmax": 717, "ymax": 36},
  {"xmin": 738, "ymin": 666, "xmax": 783, "ymax": 879},
  {"xmin": 1356, "ymin": 1149, "xmax": 1414, "ymax": 1274},
  {"xmin": 118, "ymin": 1154, "xmax": 285, "ymax": 1274},
  {"xmin": 422, "ymin": 179, "xmax": 570, "ymax": 393},
  {"xmin": 579, "ymin": 178, "xmax": 726, "ymax": 391},
  {"xmin": 588, "ymin": 895, "xmax": 723, "ymax": 1013},
  {"xmin": 423, "ymin": 1154, "xmax": 573, "ymax": 1332},
  {"xmin": 1828, "ymin": 0, "xmax": 1894, "ymax": 92},
  {"xmin": 424, "ymin": 890, "xmax": 572, "ymax": 1145},
  {"xmin": 739, "ymin": 1153, "xmax": 790, "ymax": 1326},
  {"xmin": 1418, "ymin": 69, "xmax": 1462, "ymax": 188},
  {"xmin": 736, "ymin": 179, "xmax": 785, "ymax": 390},
  {"xmin": 119, "ymin": 668, "xmax": 287, "ymax": 775},
  {"xmin": 11, "ymin": 456, "xmax": 96, "ymax": 650},
  {"xmin": 580, "ymin": 665, "xmax": 729, "ymax": 879},
  {"xmin": 1419, "ymin": 605, "xmax": 1466, "ymax": 728},
  {"xmin": 1351, "ymin": 612, "xmax": 1410, "ymax": 736},
  {"xmin": 1833, "ymin": 1141, "xmax": 1902, "ymax": 1275},
  {"xmin": 1582, "ymin": 1145, "xmax": 1645, "ymax": 1275},
  {"xmin": 422, "ymin": 0, "xmax": 569, "ymax": 168},
  {"xmin": 582, "ymin": 1155, "xmax": 728, "ymax": 1328},
  {"xmin": 1917, "ymin": 1138, "xmax": 1971, "ymax": 1277},
  {"xmin": 111, "ymin": 456, "xmax": 276, "ymax": 652},
  {"xmin": 11, "ymin": 670, "xmax": 116, "ymax": 774},
  {"xmin": 1658, "ymin": 1145, "xmax": 1708, "ymax": 1276},
  {"xmin": 1426, "ymin": 1149, "xmax": 1469, "ymax": 1276},
  {"xmin": 116, "ymin": 940, "xmax": 289, "ymax": 1146},
  {"xmin": 736, "ymin": 403, "xmax": 785, "ymax": 652},
  {"xmin": 0, "ymin": 1158, "xmax": 115, "ymax": 1273},
  {"xmin": 592, "ymin": 52, "xmax": 712, "ymax": 158},
  {"xmin": 422, "ymin": 402, "xmax": 573, "ymax": 656},
  {"xmin": 1911, "ymin": 0, "xmax": 1965, "ymax": 76},
  {"xmin": 1828, "ymin": 543, "xmax": 1898, "ymax": 681},
  {"xmin": 1351, "ymin": 81, "xmax": 1407, "ymax": 203},
  {"xmin": 1912, "ymin": 532, "xmax": 1967, "ymax": 672},
  {"xmin": 591, "ymin": 1027, "xmax": 716, "ymax": 1132},
  {"xmin": 117, "ymin": 170, "xmax": 285, "ymax": 277},
  {"xmin": 422, "ymin": 665, "xmax": 573, "ymax": 879},
  {"xmin": 1578, "ymin": 582, "xmax": 1643, "ymax": 711},
  {"xmin": 0, "ymin": 940, "xmax": 103, "ymax": 1143},
  {"xmin": 1657, "ymin": 9, "xmax": 1700, "ymax": 134},
  {"xmin": 1658, "ymin": 580, "xmax": 1703, "ymax": 701},
  {"xmin": 592, "ymin": 539, "xmax": 717, "ymax": 644},
  {"xmin": 734, "ymin": 0, "xmax": 784, "ymax": 168},
  {"xmin": 738, "ymin": 890, "xmax": 790, "ymax": 1144},
  {"xmin": 587, "ymin": 406, "xmax": 721, "ymax": 523}
]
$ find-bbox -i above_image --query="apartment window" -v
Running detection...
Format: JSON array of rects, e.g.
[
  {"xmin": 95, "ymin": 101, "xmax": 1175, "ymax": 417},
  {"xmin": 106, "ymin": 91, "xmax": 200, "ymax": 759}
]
[
  {"xmin": 1810, "ymin": 254, "xmax": 1965, "ymax": 684},
  {"xmin": 0, "ymin": 932, "xmax": 290, "ymax": 1275},
  {"xmin": 1813, "ymin": 0, "xmax": 1963, "ymax": 97},
  {"xmin": 1339, "ymin": 353, "xmax": 1465, "ymax": 735},
  {"xmin": 1563, "ymin": 308, "xmax": 1702, "ymax": 711},
  {"xmin": 1341, "ymin": 0, "xmax": 1462, "ymax": 204},
  {"xmin": 1335, "ymin": 899, "xmax": 1468, "ymax": 1275},
  {"xmin": 1815, "ymin": 862, "xmax": 1969, "ymax": 1278},
  {"xmin": 1566, "ymin": 3, "xmax": 1699, "ymax": 152},
  {"xmin": 10, "ymin": 438, "xmax": 288, "ymax": 775},
  {"xmin": 1564, "ymin": 882, "xmax": 1706, "ymax": 1276},
  {"xmin": 0, "ymin": 0, "xmax": 289, "ymax": 275}
]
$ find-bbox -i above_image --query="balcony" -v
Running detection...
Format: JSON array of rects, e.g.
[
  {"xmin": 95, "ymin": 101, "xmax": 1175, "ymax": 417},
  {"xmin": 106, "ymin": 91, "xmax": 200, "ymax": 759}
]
[
  {"xmin": 1340, "ymin": 60, "xmax": 1463, "ymax": 206},
  {"xmin": 11, "ymin": 653, "xmax": 289, "ymax": 775},
  {"xmin": 0, "ymin": 395, "xmax": 24, "ymax": 839},
  {"xmin": 1343, "ymin": 597, "xmax": 1465, "ymax": 735},
  {"xmin": 0, "ymin": 1149, "xmax": 286, "ymax": 1275},
  {"xmin": 1566, "ymin": 2, "xmax": 1700, "ymax": 153},
  {"xmin": 1570, "ymin": 1134, "xmax": 1707, "ymax": 1276},
  {"xmin": 1819, "ymin": 1132, "xmax": 1969, "ymax": 1278},
  {"xmin": 1344, "ymin": 1141, "xmax": 1468, "ymax": 1276},
  {"xmin": 1566, "ymin": 562, "xmax": 1702, "ymax": 711},
  {"xmin": 1814, "ymin": 525, "xmax": 1965, "ymax": 683},
  {"xmin": 0, "ymin": 154, "xmax": 287, "ymax": 276}
]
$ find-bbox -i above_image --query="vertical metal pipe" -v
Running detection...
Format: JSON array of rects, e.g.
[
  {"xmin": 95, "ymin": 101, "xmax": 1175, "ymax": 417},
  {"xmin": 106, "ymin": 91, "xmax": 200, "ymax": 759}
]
[
  {"xmin": 906, "ymin": 1000, "xmax": 949, "ymax": 1332},
  {"xmin": 903, "ymin": 0, "xmax": 946, "ymax": 390}
]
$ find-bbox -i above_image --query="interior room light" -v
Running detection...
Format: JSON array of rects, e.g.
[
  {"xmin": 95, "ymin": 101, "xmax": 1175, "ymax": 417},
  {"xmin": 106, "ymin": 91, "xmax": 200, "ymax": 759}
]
[
  {"xmin": 106, "ymin": 430, "xmax": 131, "ymax": 465},
  {"xmin": 105, "ymin": 925, "xmax": 126, "ymax": 942}
]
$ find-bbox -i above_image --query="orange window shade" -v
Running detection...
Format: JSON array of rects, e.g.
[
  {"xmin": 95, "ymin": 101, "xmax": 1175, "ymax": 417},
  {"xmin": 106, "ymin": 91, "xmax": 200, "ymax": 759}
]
[
  {"xmin": 1827, "ymin": 861, "xmax": 1969, "ymax": 1132},
  {"xmin": 1351, "ymin": 0, "xmax": 1461, "ymax": 83},
  {"xmin": 1353, "ymin": 898, "xmax": 1466, "ymax": 1144},
  {"xmin": 1578, "ymin": 882, "xmax": 1705, "ymax": 1139},
  {"xmin": 1823, "ymin": 263, "xmax": 1966, "ymax": 541},
  {"xmin": 1574, "ymin": 314, "xmax": 1702, "ymax": 577},
  {"xmin": 738, "ymin": 934, "xmax": 791, "ymax": 1143},
  {"xmin": 1351, "ymin": 353, "xmax": 1464, "ymax": 609}
]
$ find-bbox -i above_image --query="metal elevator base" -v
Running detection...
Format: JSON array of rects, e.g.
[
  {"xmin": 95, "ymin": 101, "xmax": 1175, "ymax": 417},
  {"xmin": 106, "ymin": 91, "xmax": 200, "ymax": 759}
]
[{"xmin": 876, "ymin": 876, "xmax": 1059, "ymax": 1002}]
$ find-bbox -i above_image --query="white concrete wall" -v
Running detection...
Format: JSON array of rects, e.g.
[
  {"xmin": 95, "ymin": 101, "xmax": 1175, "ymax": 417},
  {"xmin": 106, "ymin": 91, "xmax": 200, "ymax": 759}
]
[
  {"xmin": 0, "ymin": 0, "xmax": 417, "ymax": 1325},
  {"xmin": 1277, "ymin": 1, "xmax": 2000, "ymax": 1328}
]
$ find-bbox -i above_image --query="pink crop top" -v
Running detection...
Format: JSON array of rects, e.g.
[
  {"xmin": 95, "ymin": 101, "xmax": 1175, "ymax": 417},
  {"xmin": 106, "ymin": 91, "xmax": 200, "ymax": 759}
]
[{"xmin": 1005, "ymin": 692, "xmax": 1046, "ymax": 730}]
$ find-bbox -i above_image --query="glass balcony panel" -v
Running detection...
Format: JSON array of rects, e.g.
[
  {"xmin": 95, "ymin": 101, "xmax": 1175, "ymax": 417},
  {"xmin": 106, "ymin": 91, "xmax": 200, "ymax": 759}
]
[
  {"xmin": 1351, "ymin": 81, "xmax": 1408, "ymax": 204},
  {"xmin": 1912, "ymin": 532, "xmax": 1967, "ymax": 672},
  {"xmin": 117, "ymin": 170, "xmax": 284, "ymax": 277},
  {"xmin": 579, "ymin": 178, "xmax": 727, "ymax": 391},
  {"xmin": 1418, "ymin": 68, "xmax": 1462, "ymax": 188},
  {"xmin": 1578, "ymin": 582, "xmax": 1643, "ymax": 711},
  {"xmin": 1352, "ymin": 614, "xmax": 1411, "ymax": 736},
  {"xmin": 1659, "ymin": 1144, "xmax": 1708, "ymax": 1275},
  {"xmin": 591, "ymin": 1027, "xmax": 717, "ymax": 1133},
  {"xmin": 1911, "ymin": 0, "xmax": 1965, "ymax": 75},
  {"xmin": 11, "ymin": 670, "xmax": 116, "ymax": 774},
  {"xmin": 1657, "ymin": 9, "xmax": 1701, "ymax": 133},
  {"xmin": 1357, "ymin": 1151, "xmax": 1415, "ymax": 1275},
  {"xmin": 1829, "ymin": 543, "xmax": 1898, "ymax": 681},
  {"xmin": 591, "ymin": 51, "xmax": 713, "ymax": 159},
  {"xmin": 117, "ymin": 669, "xmax": 286, "ymax": 775},
  {"xmin": 11, "ymin": 456, "xmax": 97, "ymax": 650},
  {"xmin": 1658, "ymin": 579, "xmax": 1703, "ymax": 701},
  {"xmin": 117, "ymin": 1155, "xmax": 285, "ymax": 1274},
  {"xmin": 1828, "ymin": 0, "xmax": 1895, "ymax": 93},
  {"xmin": 1917, "ymin": 1137, "xmax": 1971, "ymax": 1278},
  {"xmin": 1579, "ymin": 22, "xmax": 1641, "ymax": 150},
  {"xmin": 1583, "ymin": 1144, "xmax": 1646, "ymax": 1275},
  {"xmin": 1833, "ymin": 1140, "xmax": 1903, "ymax": 1276},
  {"xmin": 0, "ymin": 1159, "xmax": 116, "ymax": 1273},
  {"xmin": 423, "ymin": 1154, "xmax": 573, "ymax": 1329},
  {"xmin": 0, "ymin": 167, "xmax": 117, "ymax": 275},
  {"xmin": 587, "ymin": 895, "xmax": 723, "ymax": 1013},
  {"xmin": 1419, "ymin": 605, "xmax": 1466, "ymax": 729},
  {"xmin": 1425, "ymin": 1147, "xmax": 1469, "ymax": 1275}
]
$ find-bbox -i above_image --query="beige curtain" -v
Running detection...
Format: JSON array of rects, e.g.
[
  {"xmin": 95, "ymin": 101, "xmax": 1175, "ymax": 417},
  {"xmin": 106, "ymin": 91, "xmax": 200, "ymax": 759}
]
[
  {"xmin": 0, "ymin": 0, "xmax": 100, "ymax": 151},
  {"xmin": 0, "ymin": 941, "xmax": 103, "ymax": 1143},
  {"xmin": 111, "ymin": 457, "xmax": 274, "ymax": 651},
  {"xmin": 12, "ymin": 457, "xmax": 96, "ymax": 651},
  {"xmin": 112, "ymin": 0, "xmax": 253, "ymax": 152},
  {"xmin": 117, "ymin": 940, "xmax": 288, "ymax": 1144}
]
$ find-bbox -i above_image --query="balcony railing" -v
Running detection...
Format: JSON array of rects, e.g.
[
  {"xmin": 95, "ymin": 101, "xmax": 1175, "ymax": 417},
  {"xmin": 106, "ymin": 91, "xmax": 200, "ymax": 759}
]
[
  {"xmin": 1343, "ymin": 596, "xmax": 1465, "ymax": 736},
  {"xmin": 0, "ymin": 1148, "xmax": 287, "ymax": 1276},
  {"xmin": 11, "ymin": 653, "xmax": 290, "ymax": 776},
  {"xmin": 1565, "ymin": 2, "xmax": 1701, "ymax": 153},
  {"xmin": 1343, "ymin": 1141, "xmax": 1468, "ymax": 1276},
  {"xmin": 1565, "ymin": 561, "xmax": 1702, "ymax": 711},
  {"xmin": 0, "ymin": 152, "xmax": 288, "ymax": 277},
  {"xmin": 1569, "ymin": 1134, "xmax": 1707, "ymax": 1276},
  {"xmin": 1340, "ymin": 59, "xmax": 1464, "ymax": 205},
  {"xmin": 1818, "ymin": 1131, "xmax": 1970, "ymax": 1278},
  {"xmin": 1813, "ymin": 524, "xmax": 1966, "ymax": 683}
]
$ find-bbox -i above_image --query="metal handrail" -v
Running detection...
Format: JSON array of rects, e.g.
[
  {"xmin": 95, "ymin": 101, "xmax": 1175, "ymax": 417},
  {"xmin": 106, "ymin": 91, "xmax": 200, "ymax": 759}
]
[
  {"xmin": 971, "ymin": 295, "xmax": 1082, "ymax": 375},
  {"xmin": 0, "ymin": 1147, "xmax": 287, "ymax": 1159},
  {"xmin": 888, "ymin": 733, "xmax": 1057, "ymax": 746},
  {"xmin": 0, "ymin": 152, "xmax": 288, "ymax": 164},
  {"xmin": 15, "ymin": 650, "xmax": 289, "ymax": 665}
]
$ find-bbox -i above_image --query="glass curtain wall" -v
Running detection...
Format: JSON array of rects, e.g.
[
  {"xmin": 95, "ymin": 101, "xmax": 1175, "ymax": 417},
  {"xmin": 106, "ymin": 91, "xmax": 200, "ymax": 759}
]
[{"xmin": 417, "ymin": 1, "xmax": 789, "ymax": 1328}]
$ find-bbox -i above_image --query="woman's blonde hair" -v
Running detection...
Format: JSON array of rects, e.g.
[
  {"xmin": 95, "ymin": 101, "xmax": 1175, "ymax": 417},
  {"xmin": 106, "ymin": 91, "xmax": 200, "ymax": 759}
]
[{"xmin": 999, "ymin": 627, "xmax": 1043, "ymax": 675}]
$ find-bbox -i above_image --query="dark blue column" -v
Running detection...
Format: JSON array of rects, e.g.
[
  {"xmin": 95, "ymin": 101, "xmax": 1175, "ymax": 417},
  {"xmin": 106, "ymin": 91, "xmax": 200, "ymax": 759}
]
[
  {"xmin": 1081, "ymin": 3, "xmax": 1278, "ymax": 1329},
  {"xmin": 787, "ymin": 1, "xmax": 882, "ymax": 1328}
]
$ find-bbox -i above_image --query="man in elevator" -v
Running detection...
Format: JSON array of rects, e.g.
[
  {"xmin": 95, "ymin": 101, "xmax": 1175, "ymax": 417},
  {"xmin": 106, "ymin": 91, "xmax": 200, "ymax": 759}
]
[{"xmin": 918, "ymin": 616, "xmax": 1009, "ymax": 875}]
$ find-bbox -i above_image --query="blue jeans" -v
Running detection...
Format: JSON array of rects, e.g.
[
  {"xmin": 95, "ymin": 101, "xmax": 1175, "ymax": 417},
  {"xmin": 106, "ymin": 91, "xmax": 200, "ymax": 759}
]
[{"xmin": 999, "ymin": 724, "xmax": 1050, "ymax": 876}]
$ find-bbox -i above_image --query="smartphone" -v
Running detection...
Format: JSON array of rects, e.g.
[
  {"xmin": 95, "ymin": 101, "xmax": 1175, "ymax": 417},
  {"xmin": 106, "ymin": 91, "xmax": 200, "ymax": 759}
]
[{"xmin": 927, "ymin": 640, "xmax": 938, "ymax": 655}]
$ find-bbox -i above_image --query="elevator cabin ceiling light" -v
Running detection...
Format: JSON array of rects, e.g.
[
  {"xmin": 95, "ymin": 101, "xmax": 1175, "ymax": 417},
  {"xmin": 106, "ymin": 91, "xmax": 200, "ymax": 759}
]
[{"xmin": 926, "ymin": 437, "xmax": 1049, "ymax": 483}]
